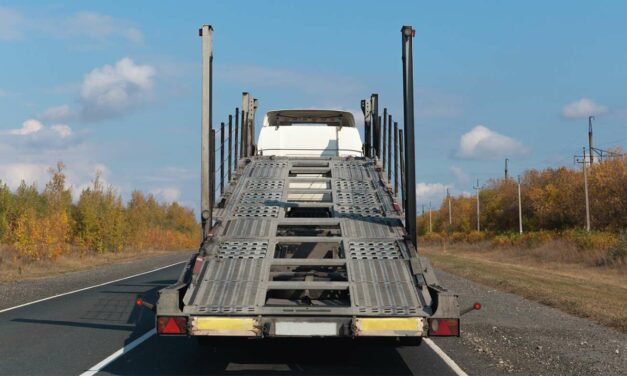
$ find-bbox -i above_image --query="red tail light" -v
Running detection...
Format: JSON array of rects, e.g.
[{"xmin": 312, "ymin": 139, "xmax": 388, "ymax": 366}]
[
  {"xmin": 428, "ymin": 318, "xmax": 459, "ymax": 337},
  {"xmin": 192, "ymin": 256, "xmax": 204, "ymax": 274},
  {"xmin": 157, "ymin": 316, "xmax": 188, "ymax": 335}
]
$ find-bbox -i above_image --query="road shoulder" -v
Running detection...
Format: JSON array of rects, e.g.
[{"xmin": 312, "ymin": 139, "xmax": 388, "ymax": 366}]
[{"xmin": 433, "ymin": 269, "xmax": 626, "ymax": 376}]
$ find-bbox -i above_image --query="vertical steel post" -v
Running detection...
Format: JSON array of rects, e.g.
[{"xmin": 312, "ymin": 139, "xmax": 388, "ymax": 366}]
[
  {"xmin": 372, "ymin": 95, "xmax": 379, "ymax": 158},
  {"xmin": 393, "ymin": 122, "xmax": 399, "ymax": 195},
  {"xmin": 228, "ymin": 114, "xmax": 232, "ymax": 181},
  {"xmin": 250, "ymin": 98, "xmax": 258, "ymax": 155},
  {"xmin": 199, "ymin": 25, "xmax": 213, "ymax": 236},
  {"xmin": 583, "ymin": 147, "xmax": 591, "ymax": 232},
  {"xmin": 387, "ymin": 114, "xmax": 392, "ymax": 182},
  {"xmin": 234, "ymin": 107, "xmax": 239, "ymax": 166},
  {"xmin": 220, "ymin": 121, "xmax": 225, "ymax": 194},
  {"xmin": 401, "ymin": 26, "xmax": 417, "ymax": 247},
  {"xmin": 242, "ymin": 93, "xmax": 250, "ymax": 158},
  {"xmin": 376, "ymin": 115, "xmax": 381, "ymax": 159},
  {"xmin": 399, "ymin": 129, "xmax": 406, "ymax": 211},
  {"xmin": 209, "ymin": 129, "xmax": 216, "ymax": 223},
  {"xmin": 382, "ymin": 108, "xmax": 387, "ymax": 169},
  {"xmin": 240, "ymin": 110, "xmax": 246, "ymax": 158},
  {"xmin": 242, "ymin": 110, "xmax": 248, "ymax": 158},
  {"xmin": 504, "ymin": 158, "xmax": 509, "ymax": 180},
  {"xmin": 362, "ymin": 100, "xmax": 371, "ymax": 158}
]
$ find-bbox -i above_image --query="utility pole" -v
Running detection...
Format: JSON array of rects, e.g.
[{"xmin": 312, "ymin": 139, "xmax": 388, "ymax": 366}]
[
  {"xmin": 447, "ymin": 188, "xmax": 452, "ymax": 226},
  {"xmin": 504, "ymin": 158, "xmax": 509, "ymax": 180},
  {"xmin": 588, "ymin": 116, "xmax": 594, "ymax": 165},
  {"xmin": 473, "ymin": 179, "xmax": 480, "ymax": 232},
  {"xmin": 517, "ymin": 175, "xmax": 523, "ymax": 234},
  {"xmin": 582, "ymin": 147, "xmax": 591, "ymax": 232},
  {"xmin": 428, "ymin": 201, "xmax": 432, "ymax": 233}
]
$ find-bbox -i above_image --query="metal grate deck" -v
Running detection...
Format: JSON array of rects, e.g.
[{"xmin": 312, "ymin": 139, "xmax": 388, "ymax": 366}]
[{"xmin": 183, "ymin": 156, "xmax": 425, "ymax": 317}]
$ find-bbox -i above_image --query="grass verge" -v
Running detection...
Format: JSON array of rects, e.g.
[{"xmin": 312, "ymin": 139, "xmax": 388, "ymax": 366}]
[
  {"xmin": 0, "ymin": 245, "xmax": 192, "ymax": 283},
  {"xmin": 422, "ymin": 246, "xmax": 627, "ymax": 333}
]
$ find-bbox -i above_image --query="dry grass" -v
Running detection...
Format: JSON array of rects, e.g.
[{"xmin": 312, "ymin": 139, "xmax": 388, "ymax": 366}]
[
  {"xmin": 0, "ymin": 244, "xmax": 191, "ymax": 283},
  {"xmin": 422, "ymin": 244, "xmax": 627, "ymax": 333}
]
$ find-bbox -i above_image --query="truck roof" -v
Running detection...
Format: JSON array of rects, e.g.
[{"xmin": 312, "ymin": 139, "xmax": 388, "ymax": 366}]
[{"xmin": 263, "ymin": 109, "xmax": 356, "ymax": 128}]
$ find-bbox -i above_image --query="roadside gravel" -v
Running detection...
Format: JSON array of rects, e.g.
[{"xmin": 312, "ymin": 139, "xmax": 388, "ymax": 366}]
[
  {"xmin": 0, "ymin": 251, "xmax": 193, "ymax": 311},
  {"xmin": 434, "ymin": 269, "xmax": 626, "ymax": 376}
]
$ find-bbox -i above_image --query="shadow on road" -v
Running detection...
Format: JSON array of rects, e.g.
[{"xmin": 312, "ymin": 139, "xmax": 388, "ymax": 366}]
[
  {"xmin": 103, "ymin": 337, "xmax": 417, "ymax": 375},
  {"xmin": 9, "ymin": 278, "xmax": 175, "ymax": 347}
]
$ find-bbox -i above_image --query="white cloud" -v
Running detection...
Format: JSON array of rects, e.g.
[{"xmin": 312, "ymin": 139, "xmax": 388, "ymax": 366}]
[
  {"xmin": 79, "ymin": 58, "xmax": 156, "ymax": 121},
  {"xmin": 0, "ymin": 6, "xmax": 22, "ymax": 41},
  {"xmin": 561, "ymin": 98, "xmax": 608, "ymax": 119},
  {"xmin": 41, "ymin": 105, "xmax": 75, "ymax": 122},
  {"xmin": 416, "ymin": 182, "xmax": 451, "ymax": 205},
  {"xmin": 150, "ymin": 187, "xmax": 181, "ymax": 202},
  {"xmin": 0, "ymin": 163, "xmax": 49, "ymax": 189},
  {"xmin": 7, "ymin": 119, "xmax": 44, "ymax": 135},
  {"xmin": 1, "ymin": 118, "xmax": 78, "ymax": 150},
  {"xmin": 51, "ymin": 124, "xmax": 72, "ymax": 138},
  {"xmin": 456, "ymin": 125, "xmax": 528, "ymax": 160},
  {"xmin": 0, "ymin": 88, "xmax": 9, "ymax": 97},
  {"xmin": 0, "ymin": 161, "xmax": 113, "ymax": 201},
  {"xmin": 449, "ymin": 165, "xmax": 470, "ymax": 185}
]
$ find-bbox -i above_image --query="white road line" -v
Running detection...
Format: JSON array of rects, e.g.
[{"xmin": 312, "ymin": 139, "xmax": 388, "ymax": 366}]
[
  {"xmin": 80, "ymin": 329, "xmax": 156, "ymax": 376},
  {"xmin": 0, "ymin": 260, "xmax": 187, "ymax": 314},
  {"xmin": 424, "ymin": 338, "xmax": 469, "ymax": 376}
]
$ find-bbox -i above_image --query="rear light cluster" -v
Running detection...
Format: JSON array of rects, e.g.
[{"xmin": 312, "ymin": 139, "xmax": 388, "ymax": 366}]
[
  {"xmin": 192, "ymin": 256, "xmax": 204, "ymax": 274},
  {"xmin": 157, "ymin": 316, "xmax": 188, "ymax": 335},
  {"xmin": 427, "ymin": 318, "xmax": 459, "ymax": 337}
]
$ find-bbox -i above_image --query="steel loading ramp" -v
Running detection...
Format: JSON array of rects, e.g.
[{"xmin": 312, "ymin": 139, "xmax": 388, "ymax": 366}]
[{"xmin": 181, "ymin": 156, "xmax": 430, "ymax": 317}]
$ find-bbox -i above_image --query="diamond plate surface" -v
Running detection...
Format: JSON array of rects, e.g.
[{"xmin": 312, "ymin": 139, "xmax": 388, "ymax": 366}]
[
  {"xmin": 246, "ymin": 179, "xmax": 284, "ymax": 190},
  {"xmin": 218, "ymin": 240, "xmax": 269, "ymax": 259},
  {"xmin": 240, "ymin": 191, "xmax": 283, "ymax": 204},
  {"xmin": 234, "ymin": 205, "xmax": 280, "ymax": 218},
  {"xmin": 334, "ymin": 180, "xmax": 374, "ymax": 190},
  {"xmin": 335, "ymin": 191, "xmax": 379, "ymax": 205},
  {"xmin": 335, "ymin": 205, "xmax": 382, "ymax": 218},
  {"xmin": 348, "ymin": 240, "xmax": 400, "ymax": 259}
]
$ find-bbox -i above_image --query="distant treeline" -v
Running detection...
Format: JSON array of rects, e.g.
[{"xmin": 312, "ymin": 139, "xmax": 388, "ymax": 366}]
[
  {"xmin": 0, "ymin": 163, "xmax": 200, "ymax": 259},
  {"xmin": 418, "ymin": 155, "xmax": 626, "ymax": 235}
]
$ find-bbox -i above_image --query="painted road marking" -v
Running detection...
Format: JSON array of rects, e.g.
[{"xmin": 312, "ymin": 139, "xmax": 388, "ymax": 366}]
[
  {"xmin": 0, "ymin": 260, "xmax": 187, "ymax": 314},
  {"xmin": 80, "ymin": 329, "xmax": 156, "ymax": 376},
  {"xmin": 424, "ymin": 338, "xmax": 469, "ymax": 376},
  {"xmin": 80, "ymin": 333, "xmax": 468, "ymax": 375}
]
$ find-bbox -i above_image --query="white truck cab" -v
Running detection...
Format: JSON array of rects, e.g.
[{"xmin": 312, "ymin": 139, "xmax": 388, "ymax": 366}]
[{"xmin": 257, "ymin": 109, "xmax": 363, "ymax": 157}]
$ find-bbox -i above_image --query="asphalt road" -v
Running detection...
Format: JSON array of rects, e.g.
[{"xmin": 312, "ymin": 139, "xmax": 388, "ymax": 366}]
[
  {"xmin": 0, "ymin": 255, "xmax": 458, "ymax": 376},
  {"xmin": 1, "ymin": 253, "xmax": 624, "ymax": 375}
]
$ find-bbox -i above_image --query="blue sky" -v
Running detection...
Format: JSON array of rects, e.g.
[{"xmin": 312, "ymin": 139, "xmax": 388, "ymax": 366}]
[{"xmin": 1, "ymin": 1, "xmax": 625, "ymax": 213}]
